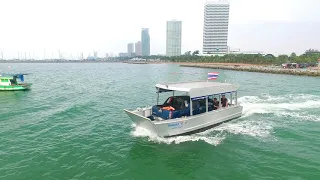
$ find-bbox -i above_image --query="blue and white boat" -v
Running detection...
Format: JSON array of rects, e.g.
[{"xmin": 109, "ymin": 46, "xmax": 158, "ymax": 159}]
[{"xmin": 124, "ymin": 80, "xmax": 243, "ymax": 137}]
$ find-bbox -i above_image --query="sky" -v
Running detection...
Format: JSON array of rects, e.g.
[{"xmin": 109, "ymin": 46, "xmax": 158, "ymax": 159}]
[{"xmin": 0, "ymin": 0, "xmax": 319, "ymax": 59}]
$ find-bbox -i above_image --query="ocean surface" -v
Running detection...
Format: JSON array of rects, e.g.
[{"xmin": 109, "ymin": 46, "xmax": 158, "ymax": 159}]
[{"xmin": 0, "ymin": 63, "xmax": 320, "ymax": 180}]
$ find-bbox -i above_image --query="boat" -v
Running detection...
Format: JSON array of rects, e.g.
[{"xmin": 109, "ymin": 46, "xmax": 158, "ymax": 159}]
[
  {"xmin": 0, "ymin": 73, "xmax": 32, "ymax": 91},
  {"xmin": 124, "ymin": 81, "xmax": 243, "ymax": 137}
]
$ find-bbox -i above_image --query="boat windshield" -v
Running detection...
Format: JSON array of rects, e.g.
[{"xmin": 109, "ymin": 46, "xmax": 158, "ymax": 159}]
[{"xmin": 163, "ymin": 96, "xmax": 190, "ymax": 110}]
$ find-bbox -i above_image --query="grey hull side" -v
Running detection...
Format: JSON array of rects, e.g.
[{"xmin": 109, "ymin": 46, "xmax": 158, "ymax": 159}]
[{"xmin": 124, "ymin": 105, "xmax": 243, "ymax": 138}]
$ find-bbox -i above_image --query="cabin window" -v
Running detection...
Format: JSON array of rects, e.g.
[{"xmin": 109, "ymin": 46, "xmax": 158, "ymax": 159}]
[
  {"xmin": 230, "ymin": 92, "xmax": 235, "ymax": 106},
  {"xmin": 163, "ymin": 96, "xmax": 190, "ymax": 111},
  {"xmin": 220, "ymin": 93, "xmax": 230, "ymax": 107},
  {"xmin": 208, "ymin": 95, "xmax": 220, "ymax": 111},
  {"xmin": 165, "ymin": 97, "xmax": 173, "ymax": 104},
  {"xmin": 218, "ymin": 92, "xmax": 237, "ymax": 107},
  {"xmin": 191, "ymin": 96, "xmax": 207, "ymax": 115},
  {"xmin": 1, "ymin": 79, "xmax": 9, "ymax": 82},
  {"xmin": 231, "ymin": 91, "xmax": 238, "ymax": 105}
]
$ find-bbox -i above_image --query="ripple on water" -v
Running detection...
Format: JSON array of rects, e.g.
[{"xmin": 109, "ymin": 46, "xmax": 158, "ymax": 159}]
[{"xmin": 1, "ymin": 63, "xmax": 320, "ymax": 180}]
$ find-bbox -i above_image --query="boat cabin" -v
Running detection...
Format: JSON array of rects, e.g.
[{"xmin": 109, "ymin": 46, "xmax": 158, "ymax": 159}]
[
  {"xmin": 151, "ymin": 81, "xmax": 239, "ymax": 120},
  {"xmin": 0, "ymin": 76, "xmax": 17, "ymax": 86},
  {"xmin": 0, "ymin": 74, "xmax": 26, "ymax": 86}
]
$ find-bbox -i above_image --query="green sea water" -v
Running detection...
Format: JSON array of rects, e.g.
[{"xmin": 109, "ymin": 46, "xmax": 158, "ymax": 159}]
[{"xmin": 0, "ymin": 63, "xmax": 320, "ymax": 180}]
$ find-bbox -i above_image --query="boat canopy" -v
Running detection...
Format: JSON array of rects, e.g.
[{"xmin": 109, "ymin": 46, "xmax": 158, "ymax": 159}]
[
  {"xmin": 0, "ymin": 73, "xmax": 29, "ymax": 82},
  {"xmin": 155, "ymin": 81, "xmax": 239, "ymax": 98}
]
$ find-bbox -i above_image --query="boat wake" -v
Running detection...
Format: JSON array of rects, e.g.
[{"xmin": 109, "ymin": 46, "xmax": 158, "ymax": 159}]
[
  {"xmin": 239, "ymin": 94, "xmax": 320, "ymax": 122},
  {"xmin": 131, "ymin": 124, "xmax": 225, "ymax": 146},
  {"xmin": 131, "ymin": 93, "xmax": 320, "ymax": 145}
]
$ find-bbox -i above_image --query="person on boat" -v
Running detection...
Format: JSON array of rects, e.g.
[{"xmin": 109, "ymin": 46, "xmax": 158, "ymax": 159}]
[
  {"xmin": 221, "ymin": 94, "xmax": 228, "ymax": 108},
  {"xmin": 213, "ymin": 98, "xmax": 219, "ymax": 110},
  {"xmin": 10, "ymin": 79, "xmax": 17, "ymax": 86}
]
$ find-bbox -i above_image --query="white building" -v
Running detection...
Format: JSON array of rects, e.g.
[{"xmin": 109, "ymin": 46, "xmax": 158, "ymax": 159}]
[
  {"xmin": 203, "ymin": 0, "xmax": 230, "ymax": 55},
  {"xmin": 93, "ymin": 51, "xmax": 98, "ymax": 59},
  {"xmin": 166, "ymin": 20, "xmax": 182, "ymax": 56},
  {"xmin": 135, "ymin": 41, "xmax": 142, "ymax": 56},
  {"xmin": 127, "ymin": 43, "xmax": 134, "ymax": 57}
]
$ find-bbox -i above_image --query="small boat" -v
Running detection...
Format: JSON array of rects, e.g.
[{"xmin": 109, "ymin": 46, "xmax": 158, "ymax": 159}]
[
  {"xmin": 0, "ymin": 73, "xmax": 32, "ymax": 91},
  {"xmin": 124, "ymin": 81, "xmax": 243, "ymax": 137}
]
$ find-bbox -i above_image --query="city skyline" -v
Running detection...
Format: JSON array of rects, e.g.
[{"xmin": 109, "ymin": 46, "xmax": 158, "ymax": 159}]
[{"xmin": 0, "ymin": 0, "xmax": 320, "ymax": 59}]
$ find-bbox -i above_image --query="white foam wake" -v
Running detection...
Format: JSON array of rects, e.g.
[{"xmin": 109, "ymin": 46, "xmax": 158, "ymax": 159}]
[
  {"xmin": 131, "ymin": 124, "xmax": 225, "ymax": 146},
  {"xmin": 279, "ymin": 112, "xmax": 320, "ymax": 122},
  {"xmin": 239, "ymin": 94, "xmax": 320, "ymax": 122},
  {"xmin": 212, "ymin": 120, "xmax": 275, "ymax": 138},
  {"xmin": 130, "ymin": 93, "xmax": 319, "ymax": 145}
]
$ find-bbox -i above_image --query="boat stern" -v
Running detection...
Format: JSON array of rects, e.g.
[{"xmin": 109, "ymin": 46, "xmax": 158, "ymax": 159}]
[{"xmin": 20, "ymin": 83, "xmax": 32, "ymax": 90}]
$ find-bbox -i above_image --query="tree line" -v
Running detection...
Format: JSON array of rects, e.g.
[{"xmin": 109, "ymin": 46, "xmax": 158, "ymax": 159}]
[{"xmin": 117, "ymin": 49, "xmax": 320, "ymax": 65}]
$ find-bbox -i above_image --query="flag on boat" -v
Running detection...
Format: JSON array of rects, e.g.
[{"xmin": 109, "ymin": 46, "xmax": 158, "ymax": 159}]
[{"xmin": 207, "ymin": 72, "xmax": 219, "ymax": 80}]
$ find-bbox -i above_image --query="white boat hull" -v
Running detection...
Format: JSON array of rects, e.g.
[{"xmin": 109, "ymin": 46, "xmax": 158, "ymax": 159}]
[{"xmin": 124, "ymin": 105, "xmax": 243, "ymax": 137}]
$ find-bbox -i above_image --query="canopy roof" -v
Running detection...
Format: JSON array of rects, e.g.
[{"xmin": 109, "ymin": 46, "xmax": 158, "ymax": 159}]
[
  {"xmin": 1, "ymin": 73, "xmax": 29, "ymax": 76},
  {"xmin": 0, "ymin": 73, "xmax": 29, "ymax": 81},
  {"xmin": 155, "ymin": 81, "xmax": 239, "ymax": 98}
]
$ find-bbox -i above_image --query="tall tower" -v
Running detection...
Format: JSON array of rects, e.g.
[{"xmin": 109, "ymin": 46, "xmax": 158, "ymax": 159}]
[
  {"xmin": 93, "ymin": 51, "xmax": 98, "ymax": 59},
  {"xmin": 166, "ymin": 20, "xmax": 182, "ymax": 56},
  {"xmin": 135, "ymin": 41, "xmax": 142, "ymax": 56},
  {"xmin": 203, "ymin": 0, "xmax": 230, "ymax": 55},
  {"xmin": 141, "ymin": 28, "xmax": 150, "ymax": 56},
  {"xmin": 127, "ymin": 43, "xmax": 134, "ymax": 57}
]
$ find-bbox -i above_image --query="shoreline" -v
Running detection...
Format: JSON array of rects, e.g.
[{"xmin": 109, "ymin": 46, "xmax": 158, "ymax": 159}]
[
  {"xmin": 179, "ymin": 63, "xmax": 320, "ymax": 77},
  {"xmin": 0, "ymin": 60, "xmax": 167, "ymax": 64},
  {"xmin": 0, "ymin": 60, "xmax": 121, "ymax": 63},
  {"xmin": 1, "ymin": 60, "xmax": 319, "ymax": 76}
]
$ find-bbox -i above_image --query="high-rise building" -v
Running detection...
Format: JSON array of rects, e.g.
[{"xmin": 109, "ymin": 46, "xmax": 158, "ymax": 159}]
[
  {"xmin": 166, "ymin": 20, "xmax": 182, "ymax": 56},
  {"xmin": 203, "ymin": 0, "xmax": 230, "ymax": 54},
  {"xmin": 141, "ymin": 28, "xmax": 150, "ymax": 56},
  {"xmin": 135, "ymin": 41, "xmax": 142, "ymax": 56},
  {"xmin": 93, "ymin": 51, "xmax": 98, "ymax": 59},
  {"xmin": 80, "ymin": 52, "xmax": 84, "ymax": 60},
  {"xmin": 127, "ymin": 43, "xmax": 134, "ymax": 57}
]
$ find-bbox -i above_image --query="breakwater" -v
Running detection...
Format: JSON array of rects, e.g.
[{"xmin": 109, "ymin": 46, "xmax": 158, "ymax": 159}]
[
  {"xmin": 180, "ymin": 63, "xmax": 320, "ymax": 77},
  {"xmin": 0, "ymin": 60, "xmax": 119, "ymax": 63},
  {"xmin": 123, "ymin": 61, "xmax": 147, "ymax": 64}
]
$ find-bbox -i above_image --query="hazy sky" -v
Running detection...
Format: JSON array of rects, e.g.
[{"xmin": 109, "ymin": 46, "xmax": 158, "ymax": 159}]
[{"xmin": 0, "ymin": 0, "xmax": 319, "ymax": 59}]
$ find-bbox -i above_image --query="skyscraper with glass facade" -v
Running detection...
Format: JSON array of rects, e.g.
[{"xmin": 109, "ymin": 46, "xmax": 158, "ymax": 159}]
[
  {"xmin": 166, "ymin": 20, "xmax": 182, "ymax": 56},
  {"xmin": 141, "ymin": 28, "xmax": 150, "ymax": 56}
]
